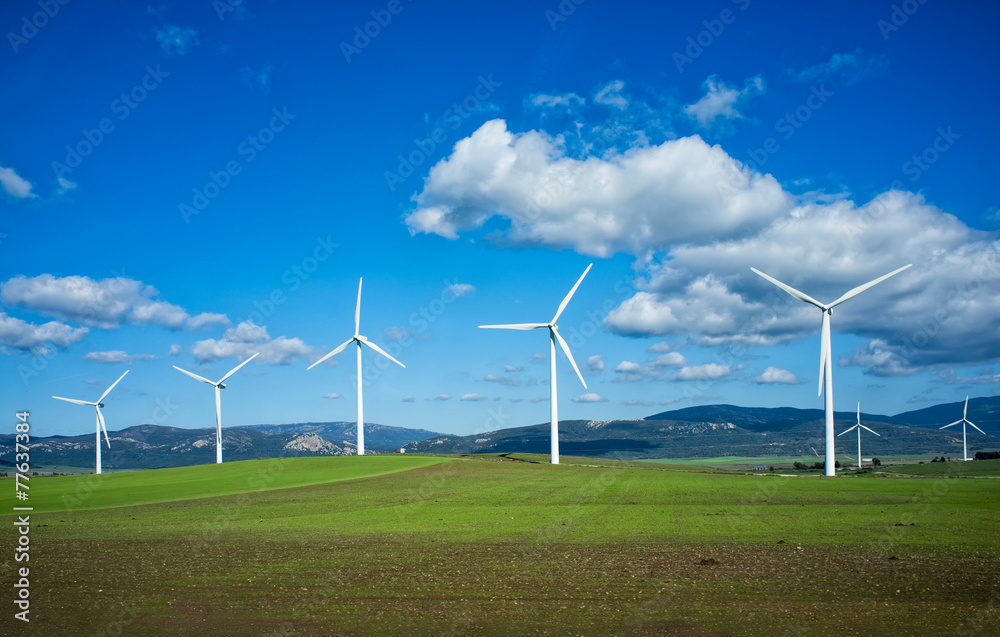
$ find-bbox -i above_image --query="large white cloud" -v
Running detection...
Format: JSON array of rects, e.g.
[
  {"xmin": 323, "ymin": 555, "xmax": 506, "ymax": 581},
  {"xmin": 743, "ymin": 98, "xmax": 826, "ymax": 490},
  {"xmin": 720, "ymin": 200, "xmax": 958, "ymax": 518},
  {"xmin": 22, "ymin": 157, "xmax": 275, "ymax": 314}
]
[
  {"xmin": 408, "ymin": 119, "xmax": 1000, "ymax": 377},
  {"xmin": 406, "ymin": 119, "xmax": 791, "ymax": 257},
  {"xmin": 0, "ymin": 165, "xmax": 36, "ymax": 198},
  {"xmin": 0, "ymin": 312, "xmax": 88, "ymax": 354},
  {"xmin": 191, "ymin": 321, "xmax": 310, "ymax": 365},
  {"xmin": 2, "ymin": 275, "xmax": 189, "ymax": 329}
]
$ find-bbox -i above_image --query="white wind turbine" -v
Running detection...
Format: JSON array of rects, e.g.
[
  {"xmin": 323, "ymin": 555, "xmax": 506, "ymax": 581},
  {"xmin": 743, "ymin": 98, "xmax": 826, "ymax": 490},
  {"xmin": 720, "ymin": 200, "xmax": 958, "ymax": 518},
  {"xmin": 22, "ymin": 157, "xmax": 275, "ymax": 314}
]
[
  {"xmin": 308, "ymin": 278, "xmax": 404, "ymax": 456},
  {"xmin": 53, "ymin": 370, "xmax": 130, "ymax": 475},
  {"xmin": 751, "ymin": 264, "xmax": 911, "ymax": 476},
  {"xmin": 173, "ymin": 353, "xmax": 259, "ymax": 464},
  {"xmin": 838, "ymin": 403, "xmax": 881, "ymax": 469},
  {"xmin": 479, "ymin": 264, "xmax": 592, "ymax": 465},
  {"xmin": 940, "ymin": 396, "xmax": 985, "ymax": 461}
]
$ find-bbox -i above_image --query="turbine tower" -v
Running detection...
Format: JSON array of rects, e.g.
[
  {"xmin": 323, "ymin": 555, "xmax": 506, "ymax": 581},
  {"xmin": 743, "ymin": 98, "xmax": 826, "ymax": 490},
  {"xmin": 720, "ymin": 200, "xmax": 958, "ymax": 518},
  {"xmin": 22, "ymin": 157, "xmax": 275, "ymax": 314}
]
[
  {"xmin": 308, "ymin": 278, "xmax": 404, "ymax": 456},
  {"xmin": 940, "ymin": 396, "xmax": 985, "ymax": 461},
  {"xmin": 174, "ymin": 353, "xmax": 259, "ymax": 464},
  {"xmin": 52, "ymin": 370, "xmax": 129, "ymax": 474},
  {"xmin": 751, "ymin": 264, "xmax": 911, "ymax": 476},
  {"xmin": 479, "ymin": 264, "xmax": 592, "ymax": 465},
  {"xmin": 838, "ymin": 403, "xmax": 881, "ymax": 469}
]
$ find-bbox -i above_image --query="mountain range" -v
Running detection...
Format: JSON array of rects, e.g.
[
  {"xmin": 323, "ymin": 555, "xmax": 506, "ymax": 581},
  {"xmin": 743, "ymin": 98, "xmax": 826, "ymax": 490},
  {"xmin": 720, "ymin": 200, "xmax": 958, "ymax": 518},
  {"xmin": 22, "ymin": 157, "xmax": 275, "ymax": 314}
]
[{"xmin": 5, "ymin": 397, "xmax": 998, "ymax": 471}]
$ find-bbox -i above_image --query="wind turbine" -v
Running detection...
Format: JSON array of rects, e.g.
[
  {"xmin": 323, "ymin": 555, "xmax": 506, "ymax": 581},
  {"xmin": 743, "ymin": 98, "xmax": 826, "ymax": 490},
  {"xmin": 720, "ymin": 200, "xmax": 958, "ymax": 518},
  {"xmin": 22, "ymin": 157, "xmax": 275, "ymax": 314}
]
[
  {"xmin": 308, "ymin": 278, "xmax": 404, "ymax": 456},
  {"xmin": 52, "ymin": 370, "xmax": 129, "ymax": 474},
  {"xmin": 479, "ymin": 264, "xmax": 592, "ymax": 465},
  {"xmin": 173, "ymin": 353, "xmax": 259, "ymax": 464},
  {"xmin": 838, "ymin": 403, "xmax": 881, "ymax": 469},
  {"xmin": 940, "ymin": 396, "xmax": 985, "ymax": 461},
  {"xmin": 751, "ymin": 264, "xmax": 911, "ymax": 476}
]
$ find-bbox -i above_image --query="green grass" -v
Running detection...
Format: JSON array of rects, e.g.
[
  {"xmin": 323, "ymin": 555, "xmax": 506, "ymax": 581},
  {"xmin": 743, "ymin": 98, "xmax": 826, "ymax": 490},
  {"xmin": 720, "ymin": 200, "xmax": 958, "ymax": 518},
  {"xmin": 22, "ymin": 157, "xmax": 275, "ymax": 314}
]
[
  {"xmin": 875, "ymin": 458, "xmax": 1000, "ymax": 477},
  {"xmin": 4, "ymin": 455, "xmax": 998, "ymax": 636},
  {"xmin": 0, "ymin": 455, "xmax": 449, "ymax": 512}
]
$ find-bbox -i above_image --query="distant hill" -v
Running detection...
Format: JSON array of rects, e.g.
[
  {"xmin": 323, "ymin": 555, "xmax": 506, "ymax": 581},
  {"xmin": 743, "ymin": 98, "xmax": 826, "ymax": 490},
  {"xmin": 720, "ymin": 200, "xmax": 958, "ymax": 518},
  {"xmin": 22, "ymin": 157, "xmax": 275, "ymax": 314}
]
[
  {"xmin": 0, "ymin": 422, "xmax": 449, "ymax": 472},
  {"xmin": 404, "ymin": 397, "xmax": 1000, "ymax": 460},
  {"xmin": 240, "ymin": 421, "xmax": 446, "ymax": 450}
]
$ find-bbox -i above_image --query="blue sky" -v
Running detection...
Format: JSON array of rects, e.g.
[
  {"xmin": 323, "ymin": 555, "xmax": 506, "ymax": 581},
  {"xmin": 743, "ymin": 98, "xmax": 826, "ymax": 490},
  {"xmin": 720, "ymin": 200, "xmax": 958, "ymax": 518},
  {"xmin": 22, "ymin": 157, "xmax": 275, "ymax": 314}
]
[{"xmin": 3, "ymin": 0, "xmax": 999, "ymax": 439}]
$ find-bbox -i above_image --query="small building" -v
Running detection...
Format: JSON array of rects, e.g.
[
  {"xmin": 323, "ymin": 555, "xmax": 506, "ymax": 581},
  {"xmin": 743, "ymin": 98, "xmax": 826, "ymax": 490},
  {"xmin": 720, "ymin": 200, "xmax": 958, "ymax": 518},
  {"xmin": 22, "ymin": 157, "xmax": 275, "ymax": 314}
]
[{"xmin": 396, "ymin": 447, "xmax": 406, "ymax": 454}]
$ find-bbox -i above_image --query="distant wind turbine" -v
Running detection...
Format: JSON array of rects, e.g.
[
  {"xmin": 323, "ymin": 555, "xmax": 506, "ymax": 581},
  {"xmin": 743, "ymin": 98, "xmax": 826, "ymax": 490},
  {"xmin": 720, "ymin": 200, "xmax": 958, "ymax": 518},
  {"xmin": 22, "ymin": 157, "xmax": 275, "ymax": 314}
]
[
  {"xmin": 940, "ymin": 396, "xmax": 985, "ymax": 461},
  {"xmin": 174, "ymin": 353, "xmax": 259, "ymax": 464},
  {"xmin": 751, "ymin": 264, "xmax": 911, "ymax": 476},
  {"xmin": 479, "ymin": 264, "xmax": 592, "ymax": 465},
  {"xmin": 308, "ymin": 278, "xmax": 404, "ymax": 456},
  {"xmin": 838, "ymin": 403, "xmax": 881, "ymax": 469},
  {"xmin": 53, "ymin": 370, "xmax": 129, "ymax": 474}
]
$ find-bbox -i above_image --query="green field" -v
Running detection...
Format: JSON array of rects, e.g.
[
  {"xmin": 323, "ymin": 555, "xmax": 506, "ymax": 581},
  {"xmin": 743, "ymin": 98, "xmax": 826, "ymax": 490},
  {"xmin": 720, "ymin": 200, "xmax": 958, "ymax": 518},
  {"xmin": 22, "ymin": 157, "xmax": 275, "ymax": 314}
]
[{"xmin": 3, "ymin": 455, "xmax": 999, "ymax": 636}]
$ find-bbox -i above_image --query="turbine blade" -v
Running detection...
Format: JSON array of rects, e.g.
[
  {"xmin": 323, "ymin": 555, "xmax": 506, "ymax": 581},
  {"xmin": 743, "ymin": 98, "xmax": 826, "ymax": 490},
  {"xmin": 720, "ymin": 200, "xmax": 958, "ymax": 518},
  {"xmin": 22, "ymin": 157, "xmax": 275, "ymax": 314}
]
[
  {"xmin": 478, "ymin": 323, "xmax": 548, "ymax": 330},
  {"xmin": 968, "ymin": 420, "xmax": 987, "ymax": 436},
  {"xmin": 355, "ymin": 277, "xmax": 363, "ymax": 336},
  {"xmin": 53, "ymin": 396, "xmax": 95, "ymax": 406},
  {"xmin": 218, "ymin": 352, "xmax": 260, "ymax": 384},
  {"xmin": 551, "ymin": 263, "xmax": 593, "ymax": 324},
  {"xmin": 97, "ymin": 407, "xmax": 111, "ymax": 448},
  {"xmin": 173, "ymin": 365, "xmax": 215, "ymax": 385},
  {"xmin": 860, "ymin": 424, "xmax": 881, "ymax": 437},
  {"xmin": 552, "ymin": 328, "xmax": 587, "ymax": 389},
  {"xmin": 307, "ymin": 338, "xmax": 355, "ymax": 370},
  {"xmin": 940, "ymin": 420, "xmax": 962, "ymax": 429},
  {"xmin": 828, "ymin": 264, "xmax": 912, "ymax": 309},
  {"xmin": 818, "ymin": 312, "xmax": 830, "ymax": 397},
  {"xmin": 857, "ymin": 403, "xmax": 861, "ymax": 425},
  {"xmin": 837, "ymin": 425, "xmax": 858, "ymax": 437},
  {"xmin": 750, "ymin": 267, "xmax": 825, "ymax": 309},
  {"xmin": 98, "ymin": 370, "xmax": 130, "ymax": 403},
  {"xmin": 357, "ymin": 336, "xmax": 405, "ymax": 368},
  {"xmin": 964, "ymin": 396, "xmax": 969, "ymax": 419}
]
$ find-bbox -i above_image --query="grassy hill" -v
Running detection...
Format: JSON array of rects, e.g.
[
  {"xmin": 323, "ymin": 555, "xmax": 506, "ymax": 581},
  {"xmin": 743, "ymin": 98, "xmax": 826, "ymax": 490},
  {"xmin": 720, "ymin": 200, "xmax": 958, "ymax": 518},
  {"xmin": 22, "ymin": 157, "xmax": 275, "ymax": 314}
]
[{"xmin": 4, "ymin": 455, "xmax": 998, "ymax": 635}]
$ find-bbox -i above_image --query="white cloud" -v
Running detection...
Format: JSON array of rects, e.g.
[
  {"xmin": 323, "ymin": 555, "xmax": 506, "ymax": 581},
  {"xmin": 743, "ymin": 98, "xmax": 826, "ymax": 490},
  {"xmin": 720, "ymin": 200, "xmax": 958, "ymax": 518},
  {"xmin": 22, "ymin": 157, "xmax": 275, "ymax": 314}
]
[
  {"xmin": 384, "ymin": 326, "xmax": 411, "ymax": 340},
  {"xmin": 573, "ymin": 392, "xmax": 607, "ymax": 403},
  {"xmin": 461, "ymin": 393, "xmax": 488, "ymax": 401},
  {"xmin": 83, "ymin": 350, "xmax": 154, "ymax": 364},
  {"xmin": 531, "ymin": 396, "xmax": 549, "ymax": 403},
  {"xmin": 433, "ymin": 394, "xmax": 451, "ymax": 401},
  {"xmin": 1, "ymin": 274, "xmax": 191, "ymax": 330},
  {"xmin": 684, "ymin": 75, "xmax": 764, "ymax": 128},
  {"xmin": 788, "ymin": 49, "xmax": 888, "ymax": 86},
  {"xmin": 504, "ymin": 364, "xmax": 524, "ymax": 372},
  {"xmin": 324, "ymin": 393, "xmax": 341, "ymax": 399},
  {"xmin": 406, "ymin": 119, "xmax": 790, "ymax": 257},
  {"xmin": 55, "ymin": 176, "xmax": 77, "ymax": 196},
  {"xmin": 402, "ymin": 395, "xmax": 415, "ymax": 402},
  {"xmin": 532, "ymin": 353, "xmax": 546, "ymax": 363},
  {"xmin": 155, "ymin": 24, "xmax": 199, "ymax": 55},
  {"xmin": 485, "ymin": 373, "xmax": 519, "ymax": 386},
  {"xmin": 653, "ymin": 352, "xmax": 688, "ymax": 368},
  {"xmin": 0, "ymin": 312, "xmax": 88, "ymax": 354},
  {"xmin": 168, "ymin": 344, "xmax": 183, "ymax": 356},
  {"xmin": 623, "ymin": 399, "xmax": 655, "ymax": 406},
  {"xmin": 670, "ymin": 363, "xmax": 732, "ymax": 382},
  {"xmin": 223, "ymin": 321, "xmax": 268, "ymax": 343},
  {"xmin": 587, "ymin": 354, "xmax": 605, "ymax": 372},
  {"xmin": 755, "ymin": 366, "xmax": 800, "ymax": 384},
  {"xmin": 594, "ymin": 80, "xmax": 628, "ymax": 110},
  {"xmin": 192, "ymin": 322, "xmax": 310, "ymax": 365},
  {"xmin": 447, "ymin": 283, "xmax": 476, "ymax": 297},
  {"xmin": 613, "ymin": 353, "xmax": 687, "ymax": 382},
  {"xmin": 186, "ymin": 312, "xmax": 230, "ymax": 331},
  {"xmin": 647, "ymin": 341, "xmax": 674, "ymax": 353},
  {"xmin": 529, "ymin": 92, "xmax": 586, "ymax": 110},
  {"xmin": 0, "ymin": 165, "xmax": 36, "ymax": 198}
]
